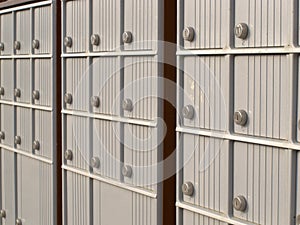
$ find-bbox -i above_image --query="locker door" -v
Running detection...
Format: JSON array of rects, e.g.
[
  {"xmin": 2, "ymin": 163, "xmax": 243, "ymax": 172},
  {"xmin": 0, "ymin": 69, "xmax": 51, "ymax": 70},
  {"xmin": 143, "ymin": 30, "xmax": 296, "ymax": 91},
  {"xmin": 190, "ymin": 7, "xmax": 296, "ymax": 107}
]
[
  {"xmin": 0, "ymin": 60, "xmax": 13, "ymax": 101},
  {"xmin": 16, "ymin": 107, "xmax": 32, "ymax": 153},
  {"xmin": 0, "ymin": 13, "xmax": 13, "ymax": 55},
  {"xmin": 15, "ymin": 60, "xmax": 31, "ymax": 104},
  {"xmin": 0, "ymin": 105, "xmax": 14, "ymax": 147},
  {"xmin": 15, "ymin": 10, "xmax": 31, "ymax": 55}
]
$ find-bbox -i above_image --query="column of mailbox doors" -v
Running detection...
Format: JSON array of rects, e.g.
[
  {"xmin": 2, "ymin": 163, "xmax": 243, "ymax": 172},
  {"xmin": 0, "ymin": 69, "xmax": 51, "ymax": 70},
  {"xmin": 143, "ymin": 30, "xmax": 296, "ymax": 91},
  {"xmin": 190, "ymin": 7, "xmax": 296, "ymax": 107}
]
[{"xmin": 0, "ymin": 1, "xmax": 58, "ymax": 225}]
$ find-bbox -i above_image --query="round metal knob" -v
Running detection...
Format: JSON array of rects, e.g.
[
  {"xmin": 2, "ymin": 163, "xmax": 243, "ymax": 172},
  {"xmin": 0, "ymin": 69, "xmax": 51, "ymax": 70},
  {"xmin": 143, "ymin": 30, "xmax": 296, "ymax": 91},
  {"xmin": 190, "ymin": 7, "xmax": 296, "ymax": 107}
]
[
  {"xmin": 14, "ymin": 88, "xmax": 21, "ymax": 98},
  {"xmin": 14, "ymin": 41, "xmax": 21, "ymax": 50},
  {"xmin": 0, "ymin": 87, "xmax": 4, "ymax": 96},
  {"xmin": 235, "ymin": 23, "xmax": 249, "ymax": 40},
  {"xmin": 16, "ymin": 218, "xmax": 22, "ymax": 225},
  {"xmin": 233, "ymin": 195, "xmax": 247, "ymax": 212},
  {"xmin": 91, "ymin": 34, "xmax": 100, "ymax": 46},
  {"xmin": 33, "ymin": 140, "xmax": 40, "ymax": 150},
  {"xmin": 64, "ymin": 149, "xmax": 73, "ymax": 161},
  {"xmin": 0, "ymin": 131, "xmax": 5, "ymax": 140},
  {"xmin": 0, "ymin": 42, "xmax": 4, "ymax": 51},
  {"xmin": 183, "ymin": 27, "xmax": 195, "ymax": 42},
  {"xmin": 32, "ymin": 39, "xmax": 40, "ymax": 49},
  {"xmin": 14, "ymin": 136, "xmax": 21, "ymax": 145},
  {"xmin": 122, "ymin": 165, "xmax": 132, "ymax": 178},
  {"xmin": 64, "ymin": 36, "xmax": 72, "ymax": 48},
  {"xmin": 122, "ymin": 31, "xmax": 133, "ymax": 43},
  {"xmin": 182, "ymin": 182, "xmax": 194, "ymax": 196},
  {"xmin": 234, "ymin": 110, "xmax": 248, "ymax": 126},
  {"xmin": 32, "ymin": 90, "xmax": 40, "ymax": 100},
  {"xmin": 122, "ymin": 99, "xmax": 133, "ymax": 112},
  {"xmin": 0, "ymin": 209, "xmax": 6, "ymax": 218},
  {"xmin": 91, "ymin": 157, "xmax": 100, "ymax": 168},
  {"xmin": 64, "ymin": 93, "xmax": 73, "ymax": 104},
  {"xmin": 182, "ymin": 105, "xmax": 194, "ymax": 119},
  {"xmin": 91, "ymin": 96, "xmax": 100, "ymax": 108}
]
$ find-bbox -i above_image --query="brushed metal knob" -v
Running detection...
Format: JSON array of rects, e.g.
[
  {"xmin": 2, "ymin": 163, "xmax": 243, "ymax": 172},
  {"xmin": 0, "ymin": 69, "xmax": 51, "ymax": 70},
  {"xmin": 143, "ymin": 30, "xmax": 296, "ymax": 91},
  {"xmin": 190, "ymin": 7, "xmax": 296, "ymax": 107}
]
[
  {"xmin": 91, "ymin": 34, "xmax": 100, "ymax": 46},
  {"xmin": 234, "ymin": 110, "xmax": 248, "ymax": 126},
  {"xmin": 0, "ymin": 209, "xmax": 6, "ymax": 218},
  {"xmin": 0, "ymin": 87, "xmax": 4, "ymax": 96},
  {"xmin": 32, "ymin": 90, "xmax": 40, "ymax": 100},
  {"xmin": 16, "ymin": 218, "xmax": 22, "ymax": 225},
  {"xmin": 122, "ymin": 165, "xmax": 132, "ymax": 177},
  {"xmin": 91, "ymin": 96, "xmax": 100, "ymax": 108},
  {"xmin": 183, "ymin": 27, "xmax": 195, "ymax": 42},
  {"xmin": 235, "ymin": 23, "xmax": 249, "ymax": 40},
  {"xmin": 91, "ymin": 157, "xmax": 100, "ymax": 168},
  {"xmin": 182, "ymin": 182, "xmax": 194, "ymax": 196},
  {"xmin": 64, "ymin": 149, "xmax": 73, "ymax": 161},
  {"xmin": 122, "ymin": 31, "xmax": 133, "ymax": 43},
  {"xmin": 64, "ymin": 93, "xmax": 73, "ymax": 104},
  {"xmin": 0, "ymin": 42, "xmax": 4, "ymax": 51},
  {"xmin": 14, "ymin": 136, "xmax": 21, "ymax": 145},
  {"xmin": 14, "ymin": 41, "xmax": 21, "ymax": 50},
  {"xmin": 64, "ymin": 36, "xmax": 72, "ymax": 48},
  {"xmin": 182, "ymin": 105, "xmax": 194, "ymax": 119},
  {"xmin": 32, "ymin": 39, "xmax": 40, "ymax": 49},
  {"xmin": 14, "ymin": 88, "xmax": 21, "ymax": 98},
  {"xmin": 0, "ymin": 131, "xmax": 5, "ymax": 140},
  {"xmin": 233, "ymin": 195, "xmax": 247, "ymax": 212},
  {"xmin": 122, "ymin": 99, "xmax": 133, "ymax": 112},
  {"xmin": 33, "ymin": 140, "xmax": 40, "ymax": 150}
]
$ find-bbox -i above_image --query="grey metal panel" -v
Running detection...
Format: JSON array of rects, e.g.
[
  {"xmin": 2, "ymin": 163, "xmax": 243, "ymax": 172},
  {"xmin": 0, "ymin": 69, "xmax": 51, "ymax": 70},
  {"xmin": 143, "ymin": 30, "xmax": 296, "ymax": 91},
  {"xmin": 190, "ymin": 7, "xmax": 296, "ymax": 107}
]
[
  {"xmin": 182, "ymin": 134, "xmax": 230, "ymax": 214},
  {"xmin": 183, "ymin": 210, "xmax": 228, "ymax": 225},
  {"xmin": 234, "ymin": 55, "xmax": 290, "ymax": 140},
  {"xmin": 34, "ymin": 59, "xmax": 52, "ymax": 107},
  {"xmin": 16, "ymin": 107, "xmax": 32, "ymax": 152},
  {"xmin": 235, "ymin": 0, "xmax": 291, "ymax": 48},
  {"xmin": 182, "ymin": 56, "xmax": 230, "ymax": 130},
  {"xmin": 65, "ymin": 0, "xmax": 88, "ymax": 53},
  {"xmin": 92, "ymin": 119, "xmax": 121, "ymax": 180},
  {"xmin": 91, "ymin": 0, "xmax": 121, "ymax": 52},
  {"xmin": 91, "ymin": 57, "xmax": 121, "ymax": 116},
  {"xmin": 233, "ymin": 142, "xmax": 294, "ymax": 225},
  {"xmin": 124, "ymin": 0, "xmax": 158, "ymax": 50},
  {"xmin": 34, "ymin": 110, "xmax": 53, "ymax": 159},
  {"xmin": 182, "ymin": 0, "xmax": 229, "ymax": 49},
  {"xmin": 16, "ymin": 59, "xmax": 31, "ymax": 104},
  {"xmin": 297, "ymin": 152, "xmax": 300, "ymax": 223},
  {"xmin": 17, "ymin": 155, "xmax": 53, "ymax": 225},
  {"xmin": 0, "ymin": 13, "xmax": 13, "ymax": 55},
  {"xmin": 0, "ymin": 60, "xmax": 13, "ymax": 101},
  {"xmin": 15, "ymin": 10, "xmax": 31, "ymax": 55},
  {"xmin": 123, "ymin": 56, "xmax": 158, "ymax": 121},
  {"xmin": 0, "ymin": 149, "xmax": 15, "ymax": 225},
  {"xmin": 0, "ymin": 105, "xmax": 14, "ymax": 147},
  {"xmin": 65, "ymin": 57, "xmax": 89, "ymax": 112},
  {"xmin": 33, "ymin": 5, "xmax": 52, "ymax": 54}
]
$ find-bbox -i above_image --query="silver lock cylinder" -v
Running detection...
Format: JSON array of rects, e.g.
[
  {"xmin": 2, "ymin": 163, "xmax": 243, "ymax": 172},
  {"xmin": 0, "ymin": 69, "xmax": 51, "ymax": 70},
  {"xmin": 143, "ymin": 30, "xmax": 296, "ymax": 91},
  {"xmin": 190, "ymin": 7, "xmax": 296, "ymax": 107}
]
[
  {"xmin": 182, "ymin": 105, "xmax": 194, "ymax": 119},
  {"xmin": 33, "ymin": 140, "xmax": 40, "ymax": 151},
  {"xmin": 235, "ymin": 23, "xmax": 249, "ymax": 40},
  {"xmin": 122, "ymin": 99, "xmax": 133, "ymax": 112},
  {"xmin": 65, "ymin": 149, "xmax": 73, "ymax": 161},
  {"xmin": 14, "ymin": 136, "xmax": 21, "ymax": 145},
  {"xmin": 16, "ymin": 218, "xmax": 22, "ymax": 225},
  {"xmin": 64, "ymin": 93, "xmax": 73, "ymax": 104},
  {"xmin": 183, "ymin": 27, "xmax": 195, "ymax": 42},
  {"xmin": 14, "ymin": 88, "xmax": 21, "ymax": 98},
  {"xmin": 234, "ymin": 110, "xmax": 248, "ymax": 126},
  {"xmin": 182, "ymin": 182, "xmax": 194, "ymax": 196},
  {"xmin": 0, "ymin": 131, "xmax": 5, "ymax": 140},
  {"xmin": 32, "ymin": 90, "xmax": 40, "ymax": 100},
  {"xmin": 91, "ymin": 157, "xmax": 100, "ymax": 168},
  {"xmin": 14, "ymin": 41, "xmax": 21, "ymax": 50},
  {"xmin": 32, "ymin": 39, "xmax": 40, "ymax": 49},
  {"xmin": 122, "ymin": 31, "xmax": 133, "ymax": 43},
  {"xmin": 0, "ymin": 87, "xmax": 4, "ymax": 96},
  {"xmin": 91, "ymin": 34, "xmax": 100, "ymax": 46},
  {"xmin": 0, "ymin": 42, "xmax": 4, "ymax": 51},
  {"xmin": 64, "ymin": 36, "xmax": 72, "ymax": 48},
  {"xmin": 91, "ymin": 96, "xmax": 100, "ymax": 108},
  {"xmin": 122, "ymin": 165, "xmax": 132, "ymax": 178},
  {"xmin": 233, "ymin": 195, "xmax": 247, "ymax": 212},
  {"xmin": 0, "ymin": 209, "xmax": 6, "ymax": 218}
]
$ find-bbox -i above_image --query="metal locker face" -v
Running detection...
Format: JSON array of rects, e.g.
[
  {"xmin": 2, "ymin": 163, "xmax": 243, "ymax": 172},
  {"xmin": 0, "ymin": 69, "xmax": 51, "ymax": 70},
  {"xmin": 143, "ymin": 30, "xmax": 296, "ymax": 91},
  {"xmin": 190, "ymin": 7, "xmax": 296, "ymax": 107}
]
[
  {"xmin": 181, "ymin": 134, "xmax": 230, "ymax": 214},
  {"xmin": 0, "ymin": 60, "xmax": 13, "ymax": 101},
  {"xmin": 123, "ymin": 0, "xmax": 158, "ymax": 50},
  {"xmin": 297, "ymin": 153, "xmax": 300, "ymax": 225},
  {"xmin": 16, "ymin": 107, "xmax": 32, "ymax": 152},
  {"xmin": 64, "ymin": 0, "xmax": 88, "ymax": 53},
  {"xmin": 183, "ymin": 210, "xmax": 228, "ymax": 225},
  {"xmin": 0, "ymin": 105, "xmax": 14, "ymax": 147},
  {"xmin": 0, "ymin": 149, "xmax": 15, "ymax": 225},
  {"xmin": 233, "ymin": 142, "xmax": 294, "ymax": 224},
  {"xmin": 34, "ymin": 59, "xmax": 52, "ymax": 107},
  {"xmin": 15, "ymin": 59, "xmax": 31, "ymax": 104},
  {"xmin": 17, "ymin": 155, "xmax": 53, "ymax": 225},
  {"xmin": 91, "ymin": 0, "xmax": 121, "ymax": 52},
  {"xmin": 64, "ymin": 172, "xmax": 90, "ymax": 225},
  {"xmin": 234, "ymin": 55, "xmax": 290, "ymax": 140},
  {"xmin": 182, "ymin": 0, "xmax": 230, "ymax": 49},
  {"xmin": 235, "ymin": 0, "xmax": 291, "ymax": 48},
  {"xmin": 34, "ymin": 110, "xmax": 53, "ymax": 159},
  {"xmin": 91, "ymin": 57, "xmax": 121, "ymax": 115},
  {"xmin": 15, "ymin": 10, "xmax": 31, "ymax": 55},
  {"xmin": 92, "ymin": 119, "xmax": 121, "ymax": 180},
  {"xmin": 0, "ymin": 13, "xmax": 12, "ymax": 55},
  {"xmin": 65, "ymin": 58, "xmax": 88, "ymax": 112},
  {"xmin": 123, "ymin": 56, "xmax": 158, "ymax": 121},
  {"xmin": 64, "ymin": 115, "xmax": 89, "ymax": 171},
  {"xmin": 182, "ymin": 56, "xmax": 229, "ymax": 130},
  {"xmin": 33, "ymin": 6, "xmax": 52, "ymax": 54}
]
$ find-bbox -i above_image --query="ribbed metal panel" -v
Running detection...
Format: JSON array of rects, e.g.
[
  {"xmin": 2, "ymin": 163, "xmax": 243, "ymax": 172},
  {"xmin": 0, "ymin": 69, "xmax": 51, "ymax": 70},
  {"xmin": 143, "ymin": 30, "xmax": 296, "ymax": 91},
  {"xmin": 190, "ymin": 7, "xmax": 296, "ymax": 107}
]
[
  {"xmin": 0, "ymin": 105, "xmax": 14, "ymax": 147},
  {"xmin": 182, "ymin": 0, "xmax": 229, "ymax": 49},
  {"xmin": 16, "ymin": 107, "xmax": 32, "ymax": 152},
  {"xmin": 183, "ymin": 210, "xmax": 228, "ymax": 225},
  {"xmin": 0, "ymin": 60, "xmax": 13, "ymax": 101},
  {"xmin": 16, "ymin": 59, "xmax": 31, "ymax": 103},
  {"xmin": 15, "ymin": 10, "xmax": 31, "ymax": 55},
  {"xmin": 0, "ymin": 13, "xmax": 13, "ymax": 55},
  {"xmin": 234, "ymin": 55, "xmax": 290, "ymax": 140}
]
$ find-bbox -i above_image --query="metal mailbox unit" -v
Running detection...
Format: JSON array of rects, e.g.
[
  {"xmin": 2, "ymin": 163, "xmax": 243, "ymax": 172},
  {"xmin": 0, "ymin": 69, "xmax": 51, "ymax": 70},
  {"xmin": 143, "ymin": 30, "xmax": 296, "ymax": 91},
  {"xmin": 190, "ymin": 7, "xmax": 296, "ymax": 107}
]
[
  {"xmin": 177, "ymin": 0, "xmax": 298, "ymax": 225},
  {"xmin": 0, "ymin": 1, "xmax": 59, "ymax": 225},
  {"xmin": 61, "ymin": 0, "xmax": 167, "ymax": 225}
]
